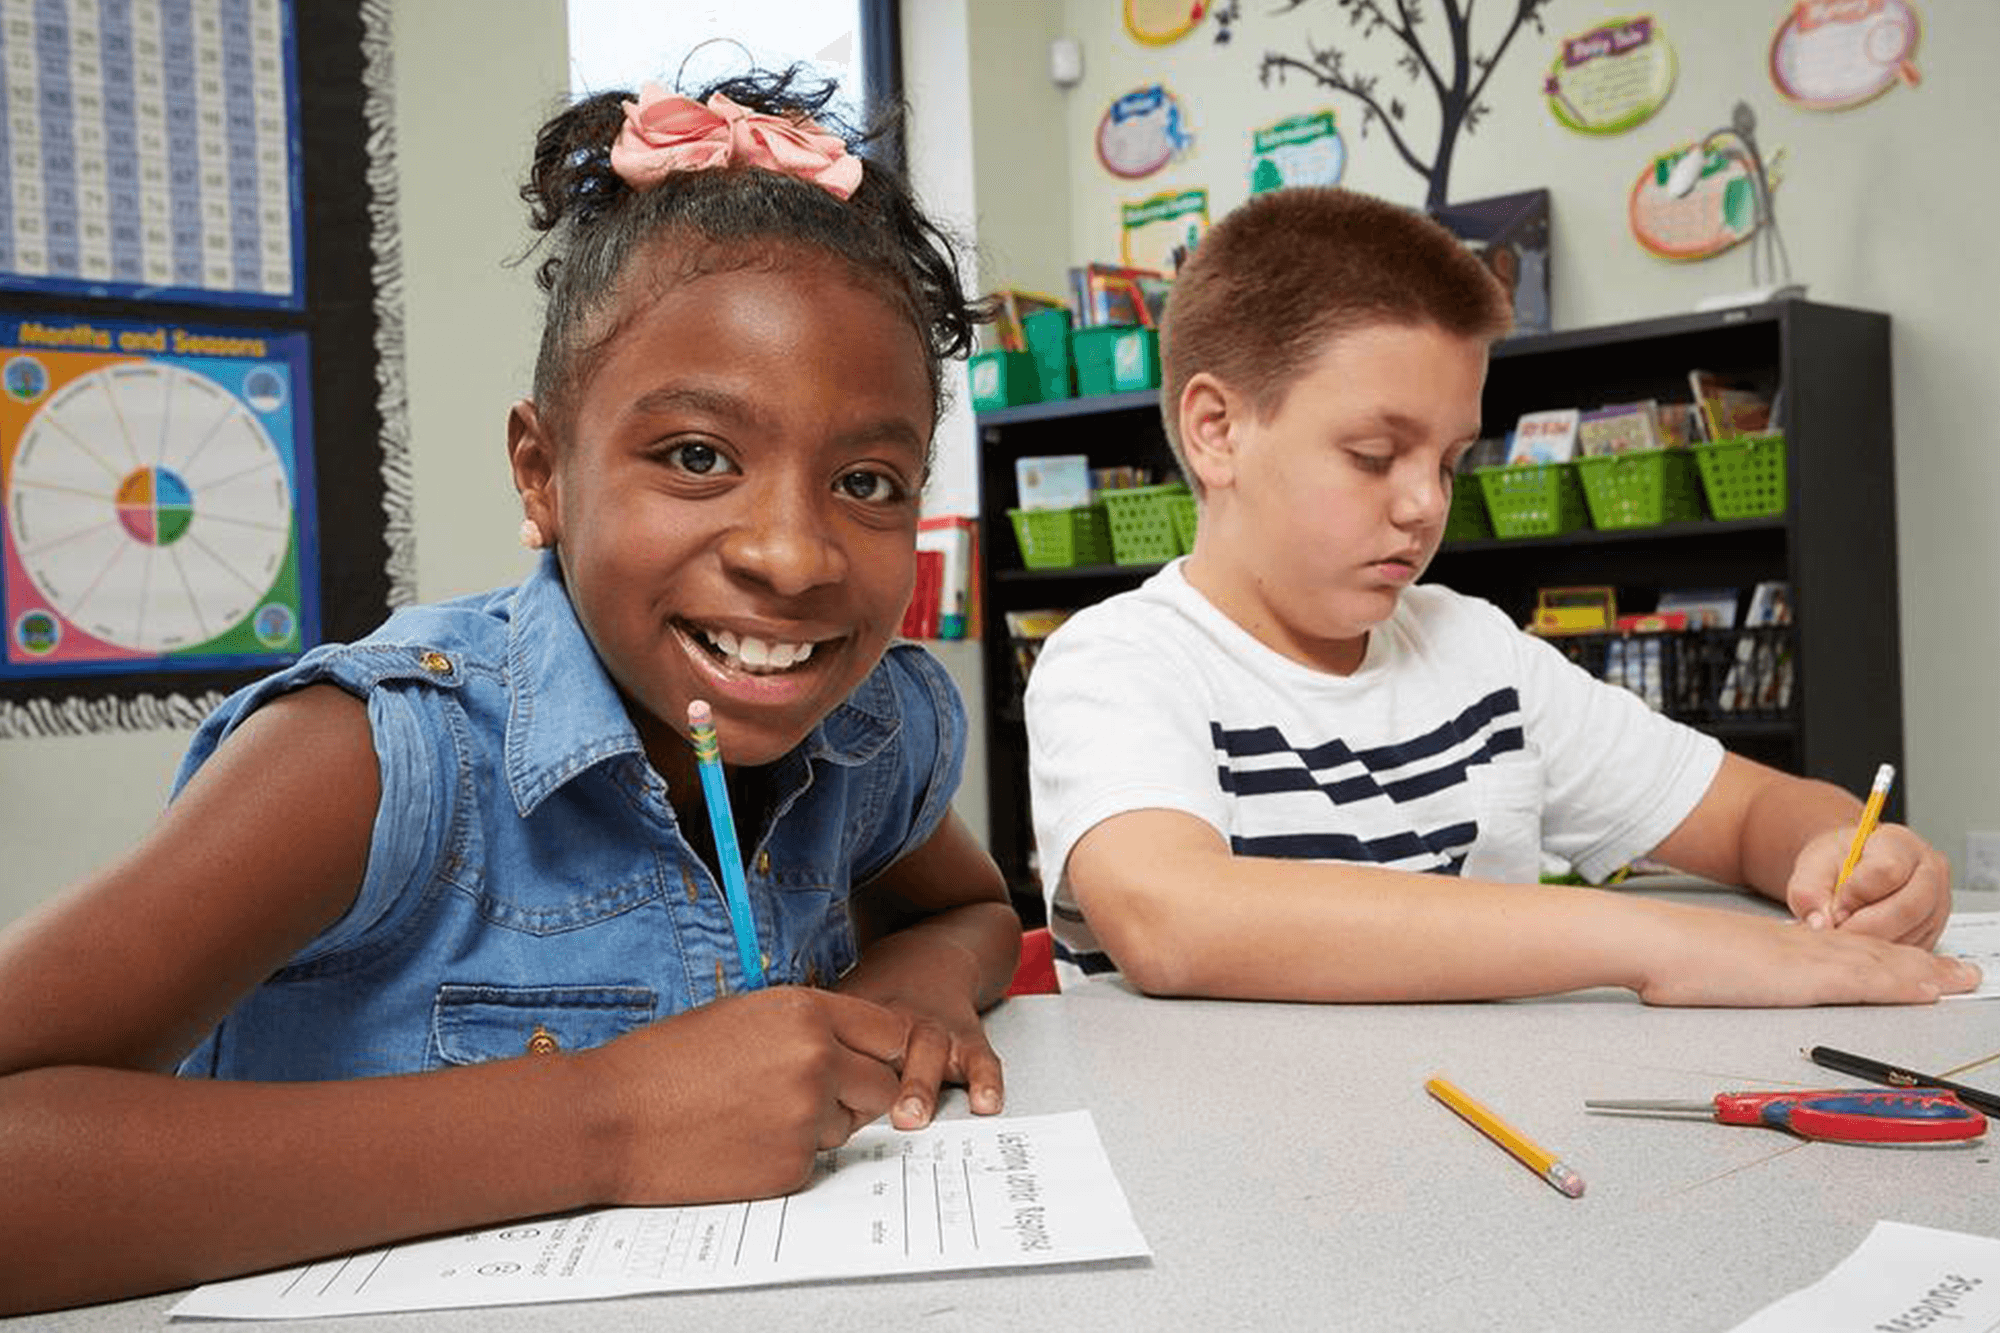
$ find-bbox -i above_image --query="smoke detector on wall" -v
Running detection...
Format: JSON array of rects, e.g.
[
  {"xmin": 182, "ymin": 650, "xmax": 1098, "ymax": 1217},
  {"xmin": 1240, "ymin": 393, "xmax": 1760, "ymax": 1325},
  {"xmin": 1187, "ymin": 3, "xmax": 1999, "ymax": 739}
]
[{"xmin": 1050, "ymin": 37, "xmax": 1084, "ymax": 89}]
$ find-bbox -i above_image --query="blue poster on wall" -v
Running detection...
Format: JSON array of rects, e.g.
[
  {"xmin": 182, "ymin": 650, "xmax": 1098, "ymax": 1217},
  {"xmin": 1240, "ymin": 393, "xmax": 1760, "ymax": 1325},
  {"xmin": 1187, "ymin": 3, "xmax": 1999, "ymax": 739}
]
[{"xmin": 0, "ymin": 0, "xmax": 306, "ymax": 309}]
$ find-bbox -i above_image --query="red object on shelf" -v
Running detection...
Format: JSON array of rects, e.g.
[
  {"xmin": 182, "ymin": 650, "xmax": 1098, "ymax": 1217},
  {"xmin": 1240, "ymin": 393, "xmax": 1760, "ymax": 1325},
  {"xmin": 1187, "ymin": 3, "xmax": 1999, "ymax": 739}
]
[{"xmin": 901, "ymin": 549, "xmax": 943, "ymax": 638}]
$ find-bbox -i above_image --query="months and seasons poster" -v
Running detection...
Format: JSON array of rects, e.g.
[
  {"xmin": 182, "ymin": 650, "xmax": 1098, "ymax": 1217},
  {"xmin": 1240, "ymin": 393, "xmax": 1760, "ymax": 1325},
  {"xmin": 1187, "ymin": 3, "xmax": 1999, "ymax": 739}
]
[{"xmin": 0, "ymin": 314, "xmax": 315, "ymax": 676}]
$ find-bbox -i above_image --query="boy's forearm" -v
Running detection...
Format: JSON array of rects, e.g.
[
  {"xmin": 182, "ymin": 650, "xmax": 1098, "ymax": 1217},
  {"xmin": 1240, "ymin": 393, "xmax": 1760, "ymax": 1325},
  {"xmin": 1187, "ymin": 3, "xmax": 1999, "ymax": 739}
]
[
  {"xmin": 0, "ymin": 1054, "xmax": 614, "ymax": 1314},
  {"xmin": 1733, "ymin": 772, "xmax": 1865, "ymax": 902},
  {"xmin": 1073, "ymin": 803, "xmax": 1974, "ymax": 1007},
  {"xmin": 1090, "ymin": 851, "xmax": 1658, "ymax": 1001},
  {"xmin": 1655, "ymin": 753, "xmax": 1864, "ymax": 903}
]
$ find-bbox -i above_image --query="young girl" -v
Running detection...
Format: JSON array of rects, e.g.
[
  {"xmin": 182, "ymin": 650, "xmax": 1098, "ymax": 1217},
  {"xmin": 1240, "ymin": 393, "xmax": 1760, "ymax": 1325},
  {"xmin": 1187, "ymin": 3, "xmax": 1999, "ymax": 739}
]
[{"xmin": 0, "ymin": 68, "xmax": 1021, "ymax": 1314}]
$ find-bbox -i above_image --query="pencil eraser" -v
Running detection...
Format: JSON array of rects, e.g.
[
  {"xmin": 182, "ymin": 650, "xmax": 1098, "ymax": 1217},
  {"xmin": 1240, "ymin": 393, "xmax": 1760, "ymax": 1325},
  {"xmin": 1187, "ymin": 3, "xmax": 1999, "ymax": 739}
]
[{"xmin": 688, "ymin": 699, "xmax": 712, "ymax": 726}]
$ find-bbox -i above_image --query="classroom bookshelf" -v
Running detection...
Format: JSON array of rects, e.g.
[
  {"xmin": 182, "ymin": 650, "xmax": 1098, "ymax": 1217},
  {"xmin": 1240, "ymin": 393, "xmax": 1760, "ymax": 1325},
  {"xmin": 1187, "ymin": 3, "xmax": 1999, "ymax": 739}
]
[{"xmin": 972, "ymin": 299, "xmax": 1900, "ymax": 921}]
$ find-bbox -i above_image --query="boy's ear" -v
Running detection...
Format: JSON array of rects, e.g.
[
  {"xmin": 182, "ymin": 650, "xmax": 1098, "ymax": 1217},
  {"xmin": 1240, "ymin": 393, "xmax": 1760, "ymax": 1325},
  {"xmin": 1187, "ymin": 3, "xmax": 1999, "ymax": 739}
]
[
  {"xmin": 1177, "ymin": 372, "xmax": 1239, "ymax": 494},
  {"xmin": 507, "ymin": 399, "xmax": 560, "ymax": 544}
]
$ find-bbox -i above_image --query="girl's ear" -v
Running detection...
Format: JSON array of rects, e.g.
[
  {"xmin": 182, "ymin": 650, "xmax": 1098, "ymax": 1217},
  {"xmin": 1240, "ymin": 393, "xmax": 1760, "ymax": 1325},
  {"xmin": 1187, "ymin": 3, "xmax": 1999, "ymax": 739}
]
[
  {"xmin": 507, "ymin": 399, "xmax": 560, "ymax": 546},
  {"xmin": 1178, "ymin": 372, "xmax": 1238, "ymax": 494}
]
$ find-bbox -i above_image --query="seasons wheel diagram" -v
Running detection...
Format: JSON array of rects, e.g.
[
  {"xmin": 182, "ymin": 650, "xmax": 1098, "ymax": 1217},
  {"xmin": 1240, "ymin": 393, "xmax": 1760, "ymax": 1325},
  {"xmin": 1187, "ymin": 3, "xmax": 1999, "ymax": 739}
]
[{"xmin": 7, "ymin": 361, "xmax": 293, "ymax": 654}]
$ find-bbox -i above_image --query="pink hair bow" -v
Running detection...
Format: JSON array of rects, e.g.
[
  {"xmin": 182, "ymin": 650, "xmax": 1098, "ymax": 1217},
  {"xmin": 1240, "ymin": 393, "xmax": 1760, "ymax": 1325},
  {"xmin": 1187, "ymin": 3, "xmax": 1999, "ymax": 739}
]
[{"xmin": 609, "ymin": 83, "xmax": 863, "ymax": 200}]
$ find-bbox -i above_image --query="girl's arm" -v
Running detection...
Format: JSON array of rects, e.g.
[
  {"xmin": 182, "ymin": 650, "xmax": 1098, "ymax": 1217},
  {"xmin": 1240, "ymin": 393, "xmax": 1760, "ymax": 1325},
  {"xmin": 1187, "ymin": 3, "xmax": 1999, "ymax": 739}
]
[
  {"xmin": 0, "ymin": 686, "xmax": 909, "ymax": 1314},
  {"xmin": 839, "ymin": 811, "xmax": 1020, "ymax": 1128}
]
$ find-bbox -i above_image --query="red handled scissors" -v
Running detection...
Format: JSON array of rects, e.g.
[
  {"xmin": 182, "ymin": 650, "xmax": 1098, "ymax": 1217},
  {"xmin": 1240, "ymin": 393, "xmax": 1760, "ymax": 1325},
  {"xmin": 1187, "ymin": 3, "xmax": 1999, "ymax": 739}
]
[{"xmin": 1583, "ymin": 1088, "xmax": 1986, "ymax": 1143}]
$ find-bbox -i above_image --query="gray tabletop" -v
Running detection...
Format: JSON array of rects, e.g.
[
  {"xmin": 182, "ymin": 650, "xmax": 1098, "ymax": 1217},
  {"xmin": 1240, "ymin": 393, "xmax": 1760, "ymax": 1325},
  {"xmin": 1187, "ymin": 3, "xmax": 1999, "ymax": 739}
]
[{"xmin": 22, "ymin": 890, "xmax": 2000, "ymax": 1331}]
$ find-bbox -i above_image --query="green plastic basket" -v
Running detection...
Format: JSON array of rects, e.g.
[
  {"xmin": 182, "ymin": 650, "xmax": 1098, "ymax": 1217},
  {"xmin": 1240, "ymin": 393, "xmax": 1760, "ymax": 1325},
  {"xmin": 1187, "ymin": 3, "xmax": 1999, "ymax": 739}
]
[
  {"xmin": 1022, "ymin": 308, "xmax": 1074, "ymax": 400},
  {"xmin": 968, "ymin": 350, "xmax": 1041, "ymax": 411},
  {"xmin": 1574, "ymin": 448, "xmax": 1704, "ymax": 530},
  {"xmin": 1101, "ymin": 483, "xmax": 1189, "ymax": 564},
  {"xmin": 1008, "ymin": 504, "xmax": 1110, "ymax": 569},
  {"xmin": 1070, "ymin": 325, "xmax": 1160, "ymax": 396},
  {"xmin": 1168, "ymin": 491, "xmax": 1198, "ymax": 552},
  {"xmin": 1443, "ymin": 473, "xmax": 1494, "ymax": 541},
  {"xmin": 1475, "ymin": 461, "xmax": 1590, "ymax": 538},
  {"xmin": 1693, "ymin": 434, "xmax": 1787, "ymax": 519}
]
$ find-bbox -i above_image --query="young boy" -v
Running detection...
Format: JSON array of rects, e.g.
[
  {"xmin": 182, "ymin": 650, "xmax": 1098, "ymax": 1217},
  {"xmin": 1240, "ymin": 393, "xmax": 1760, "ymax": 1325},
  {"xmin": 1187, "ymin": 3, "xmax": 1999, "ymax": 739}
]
[{"xmin": 1025, "ymin": 187, "xmax": 1975, "ymax": 1005}]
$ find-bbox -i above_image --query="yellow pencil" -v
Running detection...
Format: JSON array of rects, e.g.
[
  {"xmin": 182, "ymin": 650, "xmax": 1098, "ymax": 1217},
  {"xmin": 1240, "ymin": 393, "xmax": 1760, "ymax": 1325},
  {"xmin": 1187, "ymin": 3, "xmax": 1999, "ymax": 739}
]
[
  {"xmin": 1425, "ymin": 1075, "xmax": 1585, "ymax": 1199},
  {"xmin": 1831, "ymin": 762, "xmax": 1896, "ymax": 908}
]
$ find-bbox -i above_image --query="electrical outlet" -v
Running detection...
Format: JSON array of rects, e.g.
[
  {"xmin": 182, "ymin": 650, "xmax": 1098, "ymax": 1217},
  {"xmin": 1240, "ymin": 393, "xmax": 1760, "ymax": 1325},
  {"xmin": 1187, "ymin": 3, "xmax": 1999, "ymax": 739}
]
[{"xmin": 1965, "ymin": 832, "xmax": 2000, "ymax": 892}]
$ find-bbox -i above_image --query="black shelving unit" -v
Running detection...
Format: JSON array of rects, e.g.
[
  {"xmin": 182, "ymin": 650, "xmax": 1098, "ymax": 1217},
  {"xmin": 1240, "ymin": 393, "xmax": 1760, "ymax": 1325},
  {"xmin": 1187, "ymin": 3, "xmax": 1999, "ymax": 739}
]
[{"xmin": 973, "ymin": 300, "xmax": 1900, "ymax": 918}]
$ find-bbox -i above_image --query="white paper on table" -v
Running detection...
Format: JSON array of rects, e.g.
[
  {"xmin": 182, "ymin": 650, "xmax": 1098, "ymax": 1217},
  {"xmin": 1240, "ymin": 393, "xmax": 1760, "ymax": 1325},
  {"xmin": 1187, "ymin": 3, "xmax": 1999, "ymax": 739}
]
[
  {"xmin": 1726, "ymin": 1220, "xmax": 2000, "ymax": 1332},
  {"xmin": 169, "ymin": 1110, "xmax": 1148, "ymax": 1321},
  {"xmin": 1939, "ymin": 912, "xmax": 2000, "ymax": 1000}
]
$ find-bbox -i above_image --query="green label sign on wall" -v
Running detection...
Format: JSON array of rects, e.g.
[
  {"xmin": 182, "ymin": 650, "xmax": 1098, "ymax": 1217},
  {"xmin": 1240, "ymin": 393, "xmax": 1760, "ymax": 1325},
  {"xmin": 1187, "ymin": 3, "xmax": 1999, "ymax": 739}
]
[{"xmin": 1249, "ymin": 110, "xmax": 1346, "ymax": 193}]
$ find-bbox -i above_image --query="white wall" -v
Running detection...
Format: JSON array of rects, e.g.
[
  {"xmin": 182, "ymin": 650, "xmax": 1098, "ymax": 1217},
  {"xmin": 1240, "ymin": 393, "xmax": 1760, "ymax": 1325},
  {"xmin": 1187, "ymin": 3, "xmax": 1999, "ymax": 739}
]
[
  {"xmin": 396, "ymin": 2, "xmax": 566, "ymax": 606},
  {"xmin": 967, "ymin": 1, "xmax": 2000, "ymax": 882}
]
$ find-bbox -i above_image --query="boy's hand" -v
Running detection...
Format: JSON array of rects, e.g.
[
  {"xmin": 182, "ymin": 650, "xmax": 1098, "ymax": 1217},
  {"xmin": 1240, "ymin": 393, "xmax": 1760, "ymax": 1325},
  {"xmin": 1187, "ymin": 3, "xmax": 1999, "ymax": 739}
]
[
  {"xmin": 1634, "ymin": 898, "xmax": 1978, "ymax": 1006},
  {"xmin": 835, "ymin": 928, "xmax": 1006, "ymax": 1130},
  {"xmin": 1785, "ymin": 822, "xmax": 1952, "ymax": 947},
  {"xmin": 581, "ymin": 987, "xmax": 909, "ymax": 1204}
]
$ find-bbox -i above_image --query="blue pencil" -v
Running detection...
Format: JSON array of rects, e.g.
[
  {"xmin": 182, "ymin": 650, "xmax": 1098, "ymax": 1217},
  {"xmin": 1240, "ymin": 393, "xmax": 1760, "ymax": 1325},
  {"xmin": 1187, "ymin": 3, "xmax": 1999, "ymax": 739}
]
[{"xmin": 687, "ymin": 700, "xmax": 766, "ymax": 989}]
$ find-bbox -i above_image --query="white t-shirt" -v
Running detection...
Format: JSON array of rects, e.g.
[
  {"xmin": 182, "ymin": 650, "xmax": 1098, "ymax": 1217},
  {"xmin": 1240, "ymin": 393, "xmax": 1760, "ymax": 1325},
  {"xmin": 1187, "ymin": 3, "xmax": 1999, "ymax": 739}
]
[{"xmin": 1025, "ymin": 561, "xmax": 1723, "ymax": 976}]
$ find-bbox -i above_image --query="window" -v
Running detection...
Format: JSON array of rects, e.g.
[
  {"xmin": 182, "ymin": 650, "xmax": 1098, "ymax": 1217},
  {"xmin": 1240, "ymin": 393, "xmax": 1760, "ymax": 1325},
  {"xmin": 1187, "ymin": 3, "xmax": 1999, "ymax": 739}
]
[{"xmin": 566, "ymin": 0, "xmax": 897, "ymax": 134}]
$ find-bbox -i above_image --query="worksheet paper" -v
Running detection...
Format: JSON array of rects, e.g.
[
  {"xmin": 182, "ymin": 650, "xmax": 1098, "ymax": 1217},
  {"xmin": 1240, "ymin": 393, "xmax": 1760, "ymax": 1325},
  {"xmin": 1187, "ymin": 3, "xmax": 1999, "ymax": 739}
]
[
  {"xmin": 1726, "ymin": 1220, "xmax": 2000, "ymax": 1332},
  {"xmin": 169, "ymin": 1110, "xmax": 1147, "ymax": 1320},
  {"xmin": 1940, "ymin": 912, "xmax": 2000, "ymax": 1000}
]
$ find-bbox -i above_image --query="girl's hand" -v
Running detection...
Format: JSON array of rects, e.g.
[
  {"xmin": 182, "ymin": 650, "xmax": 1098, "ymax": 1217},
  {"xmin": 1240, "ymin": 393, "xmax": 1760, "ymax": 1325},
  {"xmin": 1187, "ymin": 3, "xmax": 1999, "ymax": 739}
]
[
  {"xmin": 1633, "ymin": 898, "xmax": 1978, "ymax": 1007},
  {"xmin": 836, "ymin": 926, "xmax": 1007, "ymax": 1130},
  {"xmin": 1784, "ymin": 822, "xmax": 1953, "ymax": 947},
  {"xmin": 840, "ymin": 816, "xmax": 1020, "ymax": 1130},
  {"xmin": 579, "ymin": 987, "xmax": 909, "ymax": 1204}
]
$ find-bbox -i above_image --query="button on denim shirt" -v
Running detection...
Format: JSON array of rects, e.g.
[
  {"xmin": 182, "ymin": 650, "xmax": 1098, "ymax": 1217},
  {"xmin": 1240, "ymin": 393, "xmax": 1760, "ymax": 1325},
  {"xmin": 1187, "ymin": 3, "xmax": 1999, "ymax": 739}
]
[{"xmin": 173, "ymin": 552, "xmax": 964, "ymax": 1080}]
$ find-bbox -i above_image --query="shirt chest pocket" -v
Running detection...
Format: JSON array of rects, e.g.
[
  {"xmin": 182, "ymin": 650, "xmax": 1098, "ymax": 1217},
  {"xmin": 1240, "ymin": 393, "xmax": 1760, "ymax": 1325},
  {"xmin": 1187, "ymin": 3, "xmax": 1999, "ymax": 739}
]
[
  {"xmin": 430, "ymin": 983, "xmax": 658, "ymax": 1066},
  {"xmin": 1460, "ymin": 750, "xmax": 1546, "ymax": 884}
]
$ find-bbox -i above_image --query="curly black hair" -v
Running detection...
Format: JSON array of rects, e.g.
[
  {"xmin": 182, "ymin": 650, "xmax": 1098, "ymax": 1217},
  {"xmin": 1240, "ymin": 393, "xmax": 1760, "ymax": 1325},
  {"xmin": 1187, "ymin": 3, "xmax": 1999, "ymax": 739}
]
[{"xmin": 519, "ymin": 66, "xmax": 990, "ymax": 441}]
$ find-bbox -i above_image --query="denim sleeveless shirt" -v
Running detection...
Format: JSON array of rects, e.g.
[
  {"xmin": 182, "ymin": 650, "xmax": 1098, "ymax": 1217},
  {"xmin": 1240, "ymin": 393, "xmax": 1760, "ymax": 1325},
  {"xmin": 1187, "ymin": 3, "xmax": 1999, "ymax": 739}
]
[{"xmin": 172, "ymin": 552, "xmax": 965, "ymax": 1080}]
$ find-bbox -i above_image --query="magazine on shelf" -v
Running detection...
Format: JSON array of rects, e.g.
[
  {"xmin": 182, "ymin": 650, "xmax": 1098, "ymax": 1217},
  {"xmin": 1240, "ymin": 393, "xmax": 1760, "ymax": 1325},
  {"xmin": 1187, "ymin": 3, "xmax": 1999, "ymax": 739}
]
[
  {"xmin": 1653, "ymin": 400, "xmax": 1699, "ymax": 448},
  {"xmin": 1066, "ymin": 262, "xmax": 1169, "ymax": 327},
  {"xmin": 1688, "ymin": 370, "xmax": 1774, "ymax": 441},
  {"xmin": 1509, "ymin": 407, "xmax": 1581, "ymax": 464},
  {"xmin": 1655, "ymin": 588, "xmax": 1739, "ymax": 630},
  {"xmin": 1015, "ymin": 455, "xmax": 1093, "ymax": 511},
  {"xmin": 1718, "ymin": 580, "xmax": 1793, "ymax": 712},
  {"xmin": 986, "ymin": 288, "xmax": 1069, "ymax": 353},
  {"xmin": 1577, "ymin": 400, "xmax": 1663, "ymax": 456}
]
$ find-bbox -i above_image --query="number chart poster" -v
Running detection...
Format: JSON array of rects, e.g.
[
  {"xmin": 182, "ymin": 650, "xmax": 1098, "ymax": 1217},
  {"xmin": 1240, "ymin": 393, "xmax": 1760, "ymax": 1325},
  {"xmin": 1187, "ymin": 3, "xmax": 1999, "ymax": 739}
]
[
  {"xmin": 0, "ymin": 314, "xmax": 316, "ymax": 678},
  {"xmin": 0, "ymin": 0, "xmax": 305, "ymax": 308}
]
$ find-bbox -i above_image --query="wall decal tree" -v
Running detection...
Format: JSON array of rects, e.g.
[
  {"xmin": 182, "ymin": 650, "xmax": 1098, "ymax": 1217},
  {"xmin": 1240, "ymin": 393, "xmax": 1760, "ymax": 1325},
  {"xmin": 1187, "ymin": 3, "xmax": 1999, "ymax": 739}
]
[{"xmin": 1256, "ymin": 0, "xmax": 1550, "ymax": 210}]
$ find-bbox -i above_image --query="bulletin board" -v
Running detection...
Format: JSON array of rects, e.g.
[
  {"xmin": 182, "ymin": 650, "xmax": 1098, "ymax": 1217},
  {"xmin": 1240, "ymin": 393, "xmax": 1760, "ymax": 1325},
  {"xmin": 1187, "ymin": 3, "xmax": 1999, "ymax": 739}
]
[{"xmin": 0, "ymin": 0, "xmax": 408, "ymax": 736}]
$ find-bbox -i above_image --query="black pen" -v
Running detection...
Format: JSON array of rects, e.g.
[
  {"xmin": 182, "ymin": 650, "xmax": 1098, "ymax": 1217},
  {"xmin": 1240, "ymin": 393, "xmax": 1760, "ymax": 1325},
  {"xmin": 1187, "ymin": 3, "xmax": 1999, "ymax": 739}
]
[{"xmin": 1806, "ymin": 1045, "xmax": 2000, "ymax": 1118}]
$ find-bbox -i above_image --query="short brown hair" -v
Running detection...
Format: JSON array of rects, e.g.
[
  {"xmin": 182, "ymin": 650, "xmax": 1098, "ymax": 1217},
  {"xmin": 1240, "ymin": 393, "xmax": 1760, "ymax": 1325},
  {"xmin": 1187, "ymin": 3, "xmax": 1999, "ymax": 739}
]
[{"xmin": 1160, "ymin": 187, "xmax": 1513, "ymax": 490}]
